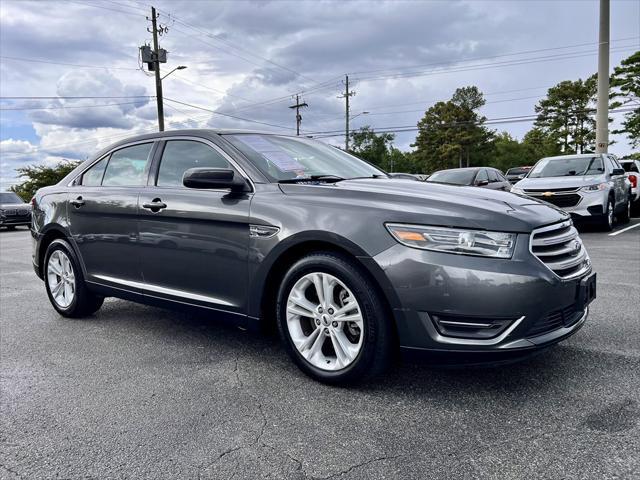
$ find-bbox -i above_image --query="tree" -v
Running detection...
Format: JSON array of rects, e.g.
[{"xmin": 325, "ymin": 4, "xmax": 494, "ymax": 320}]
[
  {"xmin": 520, "ymin": 127, "xmax": 562, "ymax": 163},
  {"xmin": 534, "ymin": 77, "xmax": 597, "ymax": 154},
  {"xmin": 412, "ymin": 86, "xmax": 494, "ymax": 173},
  {"xmin": 349, "ymin": 126, "xmax": 396, "ymax": 170},
  {"xmin": 611, "ymin": 51, "xmax": 640, "ymax": 148},
  {"xmin": 490, "ymin": 132, "xmax": 525, "ymax": 172},
  {"xmin": 10, "ymin": 160, "xmax": 81, "ymax": 201}
]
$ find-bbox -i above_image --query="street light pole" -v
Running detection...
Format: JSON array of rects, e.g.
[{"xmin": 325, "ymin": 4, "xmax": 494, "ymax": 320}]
[{"xmin": 595, "ymin": 0, "xmax": 610, "ymax": 153}]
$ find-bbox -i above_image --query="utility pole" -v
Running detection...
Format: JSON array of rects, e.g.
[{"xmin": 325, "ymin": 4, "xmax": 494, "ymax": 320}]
[
  {"xmin": 338, "ymin": 75, "xmax": 356, "ymax": 150},
  {"xmin": 150, "ymin": 7, "xmax": 164, "ymax": 131},
  {"xmin": 288, "ymin": 94, "xmax": 308, "ymax": 136},
  {"xmin": 595, "ymin": 0, "xmax": 610, "ymax": 153}
]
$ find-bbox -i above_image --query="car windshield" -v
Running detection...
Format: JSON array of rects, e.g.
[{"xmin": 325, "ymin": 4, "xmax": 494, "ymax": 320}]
[
  {"xmin": 528, "ymin": 156, "xmax": 604, "ymax": 178},
  {"xmin": 427, "ymin": 169, "xmax": 476, "ymax": 185},
  {"xmin": 224, "ymin": 134, "xmax": 386, "ymax": 182},
  {"xmin": 0, "ymin": 192, "xmax": 24, "ymax": 204}
]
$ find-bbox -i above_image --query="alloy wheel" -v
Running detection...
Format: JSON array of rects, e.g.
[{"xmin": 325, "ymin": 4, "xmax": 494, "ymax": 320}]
[
  {"xmin": 47, "ymin": 250, "xmax": 76, "ymax": 308},
  {"xmin": 607, "ymin": 201, "xmax": 614, "ymax": 228},
  {"xmin": 286, "ymin": 272, "xmax": 364, "ymax": 371}
]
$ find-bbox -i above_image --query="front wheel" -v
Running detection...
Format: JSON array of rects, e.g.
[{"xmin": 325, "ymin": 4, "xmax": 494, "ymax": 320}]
[
  {"xmin": 44, "ymin": 239, "xmax": 104, "ymax": 318},
  {"xmin": 598, "ymin": 198, "xmax": 615, "ymax": 231},
  {"xmin": 276, "ymin": 252, "xmax": 393, "ymax": 385},
  {"xmin": 618, "ymin": 195, "xmax": 631, "ymax": 225}
]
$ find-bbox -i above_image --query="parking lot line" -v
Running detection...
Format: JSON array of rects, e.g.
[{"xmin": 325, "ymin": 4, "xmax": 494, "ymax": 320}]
[{"xmin": 608, "ymin": 222, "xmax": 640, "ymax": 236}]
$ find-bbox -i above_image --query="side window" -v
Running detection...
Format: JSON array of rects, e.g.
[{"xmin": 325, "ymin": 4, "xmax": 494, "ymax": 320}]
[
  {"xmin": 81, "ymin": 157, "xmax": 108, "ymax": 186},
  {"xmin": 497, "ymin": 172, "xmax": 507, "ymax": 182},
  {"xmin": 487, "ymin": 169, "xmax": 499, "ymax": 182},
  {"xmin": 475, "ymin": 169, "xmax": 488, "ymax": 183},
  {"xmin": 604, "ymin": 156, "xmax": 617, "ymax": 174},
  {"xmin": 102, "ymin": 143, "xmax": 153, "ymax": 187},
  {"xmin": 157, "ymin": 140, "xmax": 231, "ymax": 187}
]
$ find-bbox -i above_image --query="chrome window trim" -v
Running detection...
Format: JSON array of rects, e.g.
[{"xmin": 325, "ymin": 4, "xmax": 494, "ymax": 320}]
[
  {"xmin": 67, "ymin": 135, "xmax": 255, "ymax": 192},
  {"xmin": 67, "ymin": 138, "xmax": 156, "ymax": 187}
]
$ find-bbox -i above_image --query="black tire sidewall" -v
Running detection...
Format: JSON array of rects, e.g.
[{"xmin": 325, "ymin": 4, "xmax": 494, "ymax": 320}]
[{"xmin": 276, "ymin": 252, "xmax": 389, "ymax": 384}]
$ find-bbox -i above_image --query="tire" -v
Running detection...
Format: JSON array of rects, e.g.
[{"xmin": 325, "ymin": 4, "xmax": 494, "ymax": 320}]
[
  {"xmin": 599, "ymin": 197, "xmax": 615, "ymax": 232},
  {"xmin": 276, "ymin": 251, "xmax": 393, "ymax": 385},
  {"xmin": 44, "ymin": 239, "xmax": 104, "ymax": 318},
  {"xmin": 618, "ymin": 194, "xmax": 631, "ymax": 225}
]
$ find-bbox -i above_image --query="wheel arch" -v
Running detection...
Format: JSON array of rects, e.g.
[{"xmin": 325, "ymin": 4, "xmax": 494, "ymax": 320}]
[
  {"xmin": 252, "ymin": 233, "xmax": 401, "ymax": 345},
  {"xmin": 35, "ymin": 225, "xmax": 79, "ymax": 279}
]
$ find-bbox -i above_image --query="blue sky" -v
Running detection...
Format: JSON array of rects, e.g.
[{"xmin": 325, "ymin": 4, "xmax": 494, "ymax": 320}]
[{"xmin": 1, "ymin": 0, "xmax": 639, "ymax": 188}]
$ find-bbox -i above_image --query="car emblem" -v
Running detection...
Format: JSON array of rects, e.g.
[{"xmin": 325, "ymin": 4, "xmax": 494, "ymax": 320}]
[
  {"xmin": 542, "ymin": 191, "xmax": 554, "ymax": 197},
  {"xmin": 572, "ymin": 240, "xmax": 581, "ymax": 253}
]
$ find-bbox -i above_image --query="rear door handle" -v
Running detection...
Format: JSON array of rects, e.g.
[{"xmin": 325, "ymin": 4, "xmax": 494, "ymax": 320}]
[
  {"xmin": 71, "ymin": 196, "xmax": 85, "ymax": 208},
  {"xmin": 142, "ymin": 198, "xmax": 167, "ymax": 212}
]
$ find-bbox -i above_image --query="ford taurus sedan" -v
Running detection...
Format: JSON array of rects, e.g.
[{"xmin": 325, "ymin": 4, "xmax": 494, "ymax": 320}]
[{"xmin": 31, "ymin": 130, "xmax": 596, "ymax": 384}]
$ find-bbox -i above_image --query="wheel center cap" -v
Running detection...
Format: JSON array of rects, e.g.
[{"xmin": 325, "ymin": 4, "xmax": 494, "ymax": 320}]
[{"xmin": 321, "ymin": 314, "xmax": 331, "ymax": 326}]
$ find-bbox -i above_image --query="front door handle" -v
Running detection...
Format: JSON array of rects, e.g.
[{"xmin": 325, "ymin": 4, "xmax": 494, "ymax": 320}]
[
  {"xmin": 71, "ymin": 196, "xmax": 85, "ymax": 208},
  {"xmin": 142, "ymin": 198, "xmax": 167, "ymax": 212}
]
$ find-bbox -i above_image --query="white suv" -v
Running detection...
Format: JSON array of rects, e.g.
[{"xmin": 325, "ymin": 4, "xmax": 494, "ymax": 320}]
[{"xmin": 511, "ymin": 154, "xmax": 632, "ymax": 231}]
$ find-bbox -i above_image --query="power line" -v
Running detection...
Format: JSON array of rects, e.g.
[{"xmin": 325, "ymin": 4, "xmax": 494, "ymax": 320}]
[
  {"xmin": 350, "ymin": 36, "xmax": 640, "ymax": 76},
  {"xmin": 0, "ymin": 95, "xmax": 154, "ymax": 100},
  {"xmin": 0, "ymin": 101, "xmax": 146, "ymax": 111},
  {"xmin": 0, "ymin": 55, "xmax": 139, "ymax": 71},
  {"xmin": 163, "ymin": 97, "xmax": 294, "ymax": 131}
]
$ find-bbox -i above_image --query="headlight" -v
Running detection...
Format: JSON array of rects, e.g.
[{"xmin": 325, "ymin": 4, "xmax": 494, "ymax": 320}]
[
  {"xmin": 581, "ymin": 183, "xmax": 608, "ymax": 192},
  {"xmin": 386, "ymin": 223, "xmax": 516, "ymax": 258}
]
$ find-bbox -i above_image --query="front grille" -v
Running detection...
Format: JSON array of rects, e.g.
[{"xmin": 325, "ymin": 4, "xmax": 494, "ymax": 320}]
[
  {"xmin": 3, "ymin": 209, "xmax": 17, "ymax": 216},
  {"xmin": 530, "ymin": 221, "xmax": 590, "ymax": 280},
  {"xmin": 524, "ymin": 187, "xmax": 580, "ymax": 193},
  {"xmin": 526, "ymin": 193, "xmax": 581, "ymax": 208},
  {"xmin": 18, "ymin": 209, "xmax": 30, "ymax": 216},
  {"xmin": 527, "ymin": 304, "xmax": 583, "ymax": 337}
]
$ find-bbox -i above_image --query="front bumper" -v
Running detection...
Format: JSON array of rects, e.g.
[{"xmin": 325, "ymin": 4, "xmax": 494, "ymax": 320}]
[
  {"xmin": 374, "ymin": 234, "xmax": 593, "ymax": 354},
  {"xmin": 0, "ymin": 214, "xmax": 32, "ymax": 226}
]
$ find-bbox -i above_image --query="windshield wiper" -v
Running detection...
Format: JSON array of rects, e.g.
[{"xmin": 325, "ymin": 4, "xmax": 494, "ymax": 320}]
[{"xmin": 278, "ymin": 175, "xmax": 345, "ymax": 184}]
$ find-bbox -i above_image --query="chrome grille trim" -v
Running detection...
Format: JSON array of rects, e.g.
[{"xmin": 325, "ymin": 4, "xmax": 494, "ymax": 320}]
[{"xmin": 529, "ymin": 221, "xmax": 591, "ymax": 280}]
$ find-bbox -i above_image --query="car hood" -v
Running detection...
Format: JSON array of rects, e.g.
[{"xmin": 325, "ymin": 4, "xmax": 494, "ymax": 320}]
[
  {"xmin": 514, "ymin": 175, "xmax": 605, "ymax": 190},
  {"xmin": 279, "ymin": 178, "xmax": 568, "ymax": 233}
]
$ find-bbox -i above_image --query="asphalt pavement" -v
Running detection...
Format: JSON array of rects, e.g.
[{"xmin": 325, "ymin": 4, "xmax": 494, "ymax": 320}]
[{"xmin": 1, "ymin": 221, "xmax": 639, "ymax": 479}]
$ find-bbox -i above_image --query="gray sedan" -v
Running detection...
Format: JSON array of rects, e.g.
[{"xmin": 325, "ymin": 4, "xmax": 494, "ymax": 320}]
[{"xmin": 31, "ymin": 130, "xmax": 595, "ymax": 384}]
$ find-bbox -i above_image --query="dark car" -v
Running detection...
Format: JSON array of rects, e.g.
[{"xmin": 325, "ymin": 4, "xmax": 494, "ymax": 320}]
[
  {"xmin": 31, "ymin": 130, "xmax": 596, "ymax": 384},
  {"xmin": 1, "ymin": 192, "xmax": 32, "ymax": 229},
  {"xmin": 427, "ymin": 167, "xmax": 511, "ymax": 191},
  {"xmin": 505, "ymin": 166, "xmax": 532, "ymax": 184}
]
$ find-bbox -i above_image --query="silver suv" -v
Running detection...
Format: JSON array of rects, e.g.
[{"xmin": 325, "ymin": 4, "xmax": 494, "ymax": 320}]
[{"xmin": 511, "ymin": 154, "xmax": 632, "ymax": 231}]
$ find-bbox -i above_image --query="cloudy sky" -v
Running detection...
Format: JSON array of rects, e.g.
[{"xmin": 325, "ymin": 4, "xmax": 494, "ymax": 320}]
[{"xmin": 1, "ymin": 0, "xmax": 639, "ymax": 188}]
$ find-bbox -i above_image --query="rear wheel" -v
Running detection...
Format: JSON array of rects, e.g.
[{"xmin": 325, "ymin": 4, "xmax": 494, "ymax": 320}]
[
  {"xmin": 277, "ymin": 252, "xmax": 392, "ymax": 385},
  {"xmin": 44, "ymin": 239, "xmax": 104, "ymax": 317}
]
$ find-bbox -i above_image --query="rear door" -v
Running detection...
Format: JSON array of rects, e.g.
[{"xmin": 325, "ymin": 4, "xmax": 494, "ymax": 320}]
[
  {"xmin": 137, "ymin": 137, "xmax": 252, "ymax": 316},
  {"xmin": 474, "ymin": 168, "xmax": 489, "ymax": 188},
  {"xmin": 68, "ymin": 141, "xmax": 155, "ymax": 288}
]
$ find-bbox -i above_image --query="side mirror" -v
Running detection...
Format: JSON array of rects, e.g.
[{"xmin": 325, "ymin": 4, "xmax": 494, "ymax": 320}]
[
  {"xmin": 183, "ymin": 168, "xmax": 249, "ymax": 191},
  {"xmin": 475, "ymin": 179, "xmax": 489, "ymax": 186},
  {"xmin": 611, "ymin": 168, "xmax": 625, "ymax": 176}
]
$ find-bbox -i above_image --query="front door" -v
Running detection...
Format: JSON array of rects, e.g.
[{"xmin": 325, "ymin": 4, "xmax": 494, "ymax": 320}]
[
  {"xmin": 137, "ymin": 138, "xmax": 252, "ymax": 315},
  {"xmin": 68, "ymin": 142, "xmax": 155, "ymax": 288}
]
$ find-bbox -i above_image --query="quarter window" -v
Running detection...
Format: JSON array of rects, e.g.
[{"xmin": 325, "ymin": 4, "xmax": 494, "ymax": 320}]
[
  {"xmin": 81, "ymin": 157, "xmax": 108, "ymax": 186},
  {"xmin": 487, "ymin": 169, "xmax": 499, "ymax": 182},
  {"xmin": 102, "ymin": 143, "xmax": 152, "ymax": 187},
  {"xmin": 157, "ymin": 140, "xmax": 231, "ymax": 187}
]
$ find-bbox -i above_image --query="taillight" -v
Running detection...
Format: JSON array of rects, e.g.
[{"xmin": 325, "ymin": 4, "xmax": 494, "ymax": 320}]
[
  {"xmin": 31, "ymin": 197, "xmax": 37, "ymax": 208},
  {"xmin": 629, "ymin": 174, "xmax": 638, "ymax": 189}
]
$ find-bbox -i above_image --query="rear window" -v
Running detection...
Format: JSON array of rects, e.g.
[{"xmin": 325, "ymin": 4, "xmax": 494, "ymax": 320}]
[{"xmin": 621, "ymin": 162, "xmax": 639, "ymax": 173}]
